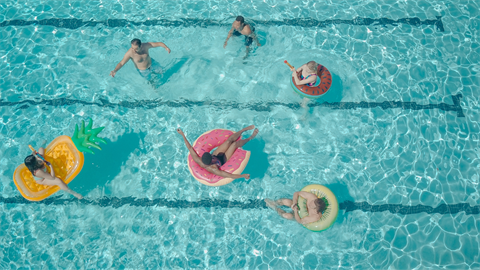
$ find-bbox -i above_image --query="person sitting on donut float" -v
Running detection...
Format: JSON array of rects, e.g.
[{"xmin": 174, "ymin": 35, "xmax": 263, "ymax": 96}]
[
  {"xmin": 265, "ymin": 191, "xmax": 325, "ymax": 224},
  {"xmin": 290, "ymin": 61, "xmax": 318, "ymax": 108},
  {"xmin": 177, "ymin": 125, "xmax": 259, "ymax": 180}
]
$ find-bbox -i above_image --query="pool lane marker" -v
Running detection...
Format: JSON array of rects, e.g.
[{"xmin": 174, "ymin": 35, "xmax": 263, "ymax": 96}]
[
  {"xmin": 1, "ymin": 94, "xmax": 465, "ymax": 117},
  {"xmin": 0, "ymin": 196, "xmax": 478, "ymax": 215},
  {"xmin": 0, "ymin": 16, "xmax": 444, "ymax": 32}
]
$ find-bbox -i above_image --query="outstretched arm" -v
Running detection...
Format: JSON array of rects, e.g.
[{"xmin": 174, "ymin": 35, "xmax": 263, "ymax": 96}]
[
  {"xmin": 224, "ymin": 27, "xmax": 234, "ymax": 48},
  {"xmin": 177, "ymin": 128, "xmax": 207, "ymax": 168},
  {"xmin": 110, "ymin": 52, "xmax": 131, "ymax": 77},
  {"xmin": 206, "ymin": 166, "xmax": 250, "ymax": 179},
  {"xmin": 149, "ymin": 42, "xmax": 171, "ymax": 53}
]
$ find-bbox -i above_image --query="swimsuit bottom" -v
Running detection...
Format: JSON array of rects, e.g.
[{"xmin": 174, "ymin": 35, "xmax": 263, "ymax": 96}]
[
  {"xmin": 212, "ymin": 152, "xmax": 227, "ymax": 166},
  {"xmin": 33, "ymin": 166, "xmax": 47, "ymax": 181},
  {"xmin": 137, "ymin": 59, "xmax": 163, "ymax": 80},
  {"xmin": 233, "ymin": 25, "xmax": 256, "ymax": 47}
]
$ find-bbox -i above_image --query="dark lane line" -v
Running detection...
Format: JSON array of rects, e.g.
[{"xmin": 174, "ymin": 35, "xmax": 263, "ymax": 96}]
[
  {"xmin": 0, "ymin": 94, "xmax": 465, "ymax": 117},
  {"xmin": 0, "ymin": 16, "xmax": 444, "ymax": 31},
  {"xmin": 1, "ymin": 196, "xmax": 477, "ymax": 215}
]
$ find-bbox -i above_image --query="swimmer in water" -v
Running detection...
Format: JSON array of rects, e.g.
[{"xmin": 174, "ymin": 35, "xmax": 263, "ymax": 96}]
[
  {"xmin": 110, "ymin": 38, "xmax": 171, "ymax": 81},
  {"xmin": 224, "ymin": 16, "xmax": 261, "ymax": 59}
]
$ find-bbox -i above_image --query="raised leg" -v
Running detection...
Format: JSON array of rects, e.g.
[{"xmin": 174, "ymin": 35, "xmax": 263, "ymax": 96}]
[
  {"xmin": 264, "ymin": 199, "xmax": 294, "ymax": 220},
  {"xmin": 224, "ymin": 128, "xmax": 258, "ymax": 160},
  {"xmin": 213, "ymin": 125, "xmax": 255, "ymax": 155},
  {"xmin": 39, "ymin": 178, "xmax": 83, "ymax": 199},
  {"xmin": 276, "ymin": 198, "xmax": 293, "ymax": 207}
]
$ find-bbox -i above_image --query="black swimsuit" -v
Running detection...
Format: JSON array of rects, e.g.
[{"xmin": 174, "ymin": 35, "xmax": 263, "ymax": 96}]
[
  {"xmin": 233, "ymin": 24, "xmax": 255, "ymax": 46},
  {"xmin": 212, "ymin": 153, "xmax": 227, "ymax": 166}
]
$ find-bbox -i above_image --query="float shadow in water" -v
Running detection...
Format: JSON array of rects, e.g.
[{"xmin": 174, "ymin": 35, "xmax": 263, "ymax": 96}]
[
  {"xmin": 323, "ymin": 182, "xmax": 354, "ymax": 225},
  {"xmin": 241, "ymin": 138, "xmax": 269, "ymax": 181},
  {"xmin": 70, "ymin": 132, "xmax": 146, "ymax": 194},
  {"xmin": 314, "ymin": 71, "xmax": 344, "ymax": 104}
]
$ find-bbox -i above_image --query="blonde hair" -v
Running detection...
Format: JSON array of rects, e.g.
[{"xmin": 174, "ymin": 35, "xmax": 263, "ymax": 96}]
[{"xmin": 306, "ymin": 61, "xmax": 317, "ymax": 73}]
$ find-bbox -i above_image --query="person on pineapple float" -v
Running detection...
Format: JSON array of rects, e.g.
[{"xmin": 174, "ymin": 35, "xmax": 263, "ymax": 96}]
[{"xmin": 24, "ymin": 146, "xmax": 83, "ymax": 199}]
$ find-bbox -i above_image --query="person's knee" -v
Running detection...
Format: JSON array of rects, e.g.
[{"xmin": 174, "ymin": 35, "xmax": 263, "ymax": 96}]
[{"xmin": 281, "ymin": 213, "xmax": 294, "ymax": 220}]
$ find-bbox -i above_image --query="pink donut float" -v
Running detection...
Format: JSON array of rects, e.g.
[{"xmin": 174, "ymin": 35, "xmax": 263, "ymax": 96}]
[{"xmin": 187, "ymin": 129, "xmax": 251, "ymax": 186}]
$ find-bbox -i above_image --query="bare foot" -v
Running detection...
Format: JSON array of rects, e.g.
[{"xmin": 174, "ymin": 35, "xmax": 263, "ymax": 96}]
[
  {"xmin": 242, "ymin": 125, "xmax": 255, "ymax": 131},
  {"xmin": 264, "ymin": 199, "xmax": 277, "ymax": 209},
  {"xmin": 248, "ymin": 128, "xmax": 259, "ymax": 140}
]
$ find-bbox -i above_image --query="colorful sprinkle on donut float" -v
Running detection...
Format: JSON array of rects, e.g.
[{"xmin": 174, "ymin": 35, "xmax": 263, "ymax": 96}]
[{"xmin": 187, "ymin": 129, "xmax": 250, "ymax": 186}]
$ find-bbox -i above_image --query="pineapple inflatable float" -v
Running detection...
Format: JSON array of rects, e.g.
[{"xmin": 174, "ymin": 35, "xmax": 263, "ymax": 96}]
[{"xmin": 13, "ymin": 119, "xmax": 106, "ymax": 201}]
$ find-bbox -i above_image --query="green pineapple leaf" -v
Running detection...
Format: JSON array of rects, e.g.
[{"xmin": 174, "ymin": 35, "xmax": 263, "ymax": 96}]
[{"xmin": 71, "ymin": 119, "xmax": 107, "ymax": 154}]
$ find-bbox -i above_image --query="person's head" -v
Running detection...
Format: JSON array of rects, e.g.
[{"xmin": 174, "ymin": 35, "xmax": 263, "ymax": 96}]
[
  {"xmin": 131, "ymin": 38, "xmax": 142, "ymax": 52},
  {"xmin": 201, "ymin": 152, "xmax": 213, "ymax": 165},
  {"xmin": 314, "ymin": 198, "xmax": 327, "ymax": 214},
  {"xmin": 306, "ymin": 61, "xmax": 318, "ymax": 73},
  {"xmin": 24, "ymin": 155, "xmax": 44, "ymax": 174},
  {"xmin": 233, "ymin": 16, "xmax": 245, "ymax": 29}
]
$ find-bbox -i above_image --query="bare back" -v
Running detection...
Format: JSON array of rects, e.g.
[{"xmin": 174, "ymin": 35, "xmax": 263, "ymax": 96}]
[{"xmin": 300, "ymin": 191, "xmax": 322, "ymax": 224}]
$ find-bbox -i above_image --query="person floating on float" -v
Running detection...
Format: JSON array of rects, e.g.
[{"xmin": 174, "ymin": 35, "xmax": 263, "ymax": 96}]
[
  {"xmin": 13, "ymin": 119, "xmax": 106, "ymax": 201},
  {"xmin": 265, "ymin": 184, "xmax": 338, "ymax": 232},
  {"xmin": 285, "ymin": 60, "xmax": 332, "ymax": 108},
  {"xmin": 177, "ymin": 125, "xmax": 259, "ymax": 186}
]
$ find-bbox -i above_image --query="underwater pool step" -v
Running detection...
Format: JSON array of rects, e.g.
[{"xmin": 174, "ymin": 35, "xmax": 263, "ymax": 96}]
[
  {"xmin": 0, "ymin": 16, "xmax": 444, "ymax": 31},
  {"xmin": 2, "ymin": 94, "xmax": 465, "ymax": 117},
  {"xmin": 1, "ymin": 196, "xmax": 478, "ymax": 215}
]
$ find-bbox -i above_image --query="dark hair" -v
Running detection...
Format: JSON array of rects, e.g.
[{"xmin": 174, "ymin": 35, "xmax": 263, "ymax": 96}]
[
  {"xmin": 131, "ymin": 38, "xmax": 141, "ymax": 46},
  {"xmin": 24, "ymin": 155, "xmax": 43, "ymax": 175},
  {"xmin": 235, "ymin": 16, "xmax": 245, "ymax": 24},
  {"xmin": 201, "ymin": 152, "xmax": 213, "ymax": 165},
  {"xmin": 314, "ymin": 198, "xmax": 326, "ymax": 214}
]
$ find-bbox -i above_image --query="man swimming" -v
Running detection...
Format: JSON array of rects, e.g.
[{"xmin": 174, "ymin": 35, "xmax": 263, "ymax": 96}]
[
  {"xmin": 110, "ymin": 38, "xmax": 171, "ymax": 80},
  {"xmin": 265, "ymin": 191, "xmax": 326, "ymax": 224},
  {"xmin": 224, "ymin": 16, "xmax": 261, "ymax": 59},
  {"xmin": 177, "ymin": 125, "xmax": 259, "ymax": 180}
]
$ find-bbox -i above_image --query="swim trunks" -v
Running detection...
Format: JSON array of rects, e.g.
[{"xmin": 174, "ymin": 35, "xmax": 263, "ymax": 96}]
[
  {"xmin": 137, "ymin": 58, "xmax": 163, "ymax": 80},
  {"xmin": 233, "ymin": 25, "xmax": 256, "ymax": 46}
]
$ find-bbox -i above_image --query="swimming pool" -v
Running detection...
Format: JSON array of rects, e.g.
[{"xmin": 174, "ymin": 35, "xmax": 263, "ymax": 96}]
[{"xmin": 1, "ymin": 0, "xmax": 479, "ymax": 268}]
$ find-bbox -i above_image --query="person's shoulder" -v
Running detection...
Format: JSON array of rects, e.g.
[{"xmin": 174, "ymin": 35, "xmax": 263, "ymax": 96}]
[{"xmin": 125, "ymin": 48, "xmax": 133, "ymax": 55}]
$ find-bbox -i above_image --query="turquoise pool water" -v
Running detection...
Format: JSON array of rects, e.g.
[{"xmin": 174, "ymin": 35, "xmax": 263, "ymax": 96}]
[{"xmin": 1, "ymin": 0, "xmax": 479, "ymax": 269}]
